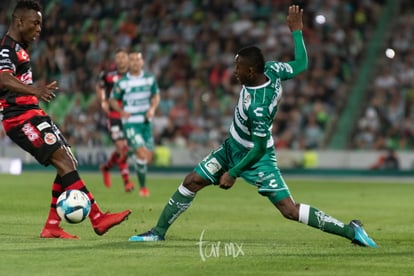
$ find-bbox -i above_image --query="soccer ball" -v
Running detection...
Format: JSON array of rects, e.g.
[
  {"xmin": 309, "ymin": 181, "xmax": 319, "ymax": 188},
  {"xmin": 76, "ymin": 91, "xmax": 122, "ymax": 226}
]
[{"xmin": 57, "ymin": 190, "xmax": 91, "ymax": 224}]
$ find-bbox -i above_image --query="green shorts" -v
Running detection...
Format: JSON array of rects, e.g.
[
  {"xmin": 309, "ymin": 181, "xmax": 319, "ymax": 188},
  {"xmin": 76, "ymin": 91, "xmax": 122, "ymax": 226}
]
[
  {"xmin": 123, "ymin": 122, "xmax": 154, "ymax": 151},
  {"xmin": 194, "ymin": 138, "xmax": 291, "ymax": 203}
]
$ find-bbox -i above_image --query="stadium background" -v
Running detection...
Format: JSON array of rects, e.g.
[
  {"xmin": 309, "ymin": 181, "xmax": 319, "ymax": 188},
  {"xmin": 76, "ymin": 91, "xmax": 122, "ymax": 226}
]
[{"xmin": 1, "ymin": 0, "xmax": 413, "ymax": 173}]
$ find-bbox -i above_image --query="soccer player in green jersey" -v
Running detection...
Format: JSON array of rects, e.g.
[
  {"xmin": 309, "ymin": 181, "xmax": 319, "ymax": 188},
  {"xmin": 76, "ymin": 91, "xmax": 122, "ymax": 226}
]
[
  {"xmin": 109, "ymin": 51, "xmax": 160, "ymax": 197},
  {"xmin": 128, "ymin": 5, "xmax": 377, "ymax": 248}
]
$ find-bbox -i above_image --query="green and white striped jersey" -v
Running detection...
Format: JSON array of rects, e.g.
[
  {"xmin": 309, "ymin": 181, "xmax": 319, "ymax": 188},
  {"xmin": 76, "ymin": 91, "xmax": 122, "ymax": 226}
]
[
  {"xmin": 230, "ymin": 31, "xmax": 307, "ymax": 152},
  {"xmin": 230, "ymin": 60, "xmax": 304, "ymax": 150},
  {"xmin": 111, "ymin": 71, "xmax": 159, "ymax": 124}
]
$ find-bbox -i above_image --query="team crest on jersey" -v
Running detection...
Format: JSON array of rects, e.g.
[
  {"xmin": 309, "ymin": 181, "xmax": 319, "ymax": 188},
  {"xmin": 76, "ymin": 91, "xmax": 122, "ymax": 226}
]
[
  {"xmin": 243, "ymin": 93, "xmax": 251, "ymax": 105},
  {"xmin": 44, "ymin": 133, "xmax": 57, "ymax": 145},
  {"xmin": 16, "ymin": 47, "xmax": 30, "ymax": 62}
]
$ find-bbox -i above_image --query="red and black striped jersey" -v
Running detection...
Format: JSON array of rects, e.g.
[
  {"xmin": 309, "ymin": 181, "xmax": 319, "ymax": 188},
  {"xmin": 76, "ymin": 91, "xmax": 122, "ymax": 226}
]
[
  {"xmin": 0, "ymin": 35, "xmax": 45, "ymax": 131},
  {"xmin": 97, "ymin": 70, "xmax": 123, "ymax": 119}
]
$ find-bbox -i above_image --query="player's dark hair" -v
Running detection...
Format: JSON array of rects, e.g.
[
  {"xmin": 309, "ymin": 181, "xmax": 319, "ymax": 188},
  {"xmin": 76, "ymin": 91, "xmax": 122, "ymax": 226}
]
[
  {"xmin": 12, "ymin": 0, "xmax": 42, "ymax": 16},
  {"xmin": 237, "ymin": 46, "xmax": 265, "ymax": 73},
  {"xmin": 115, "ymin": 48, "xmax": 128, "ymax": 55}
]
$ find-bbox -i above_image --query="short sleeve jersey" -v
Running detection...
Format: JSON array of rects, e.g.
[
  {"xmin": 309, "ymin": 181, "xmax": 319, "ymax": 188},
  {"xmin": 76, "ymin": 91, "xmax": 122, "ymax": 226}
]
[
  {"xmin": 0, "ymin": 35, "xmax": 45, "ymax": 130},
  {"xmin": 111, "ymin": 71, "xmax": 159, "ymax": 124},
  {"xmin": 97, "ymin": 70, "xmax": 124, "ymax": 119}
]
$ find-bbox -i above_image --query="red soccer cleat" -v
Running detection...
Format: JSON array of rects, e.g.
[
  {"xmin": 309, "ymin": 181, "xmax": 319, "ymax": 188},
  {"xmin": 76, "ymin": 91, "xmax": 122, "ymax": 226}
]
[
  {"xmin": 40, "ymin": 225, "xmax": 79, "ymax": 239},
  {"xmin": 139, "ymin": 187, "xmax": 150, "ymax": 197},
  {"xmin": 124, "ymin": 182, "xmax": 135, "ymax": 192},
  {"xmin": 92, "ymin": 209, "xmax": 131, "ymax": 236},
  {"xmin": 100, "ymin": 164, "xmax": 111, "ymax": 188}
]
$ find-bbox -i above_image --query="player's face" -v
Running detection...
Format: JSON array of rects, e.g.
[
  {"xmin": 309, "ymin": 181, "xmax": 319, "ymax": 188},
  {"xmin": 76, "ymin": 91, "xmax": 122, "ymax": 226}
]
[
  {"xmin": 234, "ymin": 55, "xmax": 251, "ymax": 85},
  {"xmin": 16, "ymin": 10, "xmax": 42, "ymax": 45},
  {"xmin": 128, "ymin": 53, "xmax": 144, "ymax": 74},
  {"xmin": 115, "ymin": 51, "xmax": 129, "ymax": 74}
]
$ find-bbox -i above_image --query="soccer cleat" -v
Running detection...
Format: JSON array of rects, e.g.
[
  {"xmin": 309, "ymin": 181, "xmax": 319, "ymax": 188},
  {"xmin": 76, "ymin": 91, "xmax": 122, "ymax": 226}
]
[
  {"xmin": 100, "ymin": 165, "xmax": 111, "ymax": 188},
  {"xmin": 124, "ymin": 182, "xmax": 135, "ymax": 192},
  {"xmin": 92, "ymin": 209, "xmax": 131, "ymax": 236},
  {"xmin": 139, "ymin": 187, "xmax": 150, "ymax": 197},
  {"xmin": 128, "ymin": 229, "xmax": 164, "ymax": 242},
  {"xmin": 40, "ymin": 226, "xmax": 79, "ymax": 239},
  {"xmin": 349, "ymin": 220, "xmax": 378, "ymax": 248}
]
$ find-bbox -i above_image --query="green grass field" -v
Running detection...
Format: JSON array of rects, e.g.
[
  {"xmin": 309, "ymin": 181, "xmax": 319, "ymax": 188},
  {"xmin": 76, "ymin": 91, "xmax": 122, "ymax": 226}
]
[{"xmin": 0, "ymin": 171, "xmax": 413, "ymax": 276}]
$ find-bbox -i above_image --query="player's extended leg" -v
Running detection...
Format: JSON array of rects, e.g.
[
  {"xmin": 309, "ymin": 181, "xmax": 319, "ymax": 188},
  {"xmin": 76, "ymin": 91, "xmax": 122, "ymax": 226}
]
[
  {"xmin": 100, "ymin": 141, "xmax": 125, "ymax": 188},
  {"xmin": 271, "ymin": 196, "xmax": 377, "ymax": 248},
  {"xmin": 117, "ymin": 142, "xmax": 135, "ymax": 192},
  {"xmin": 50, "ymin": 147, "xmax": 131, "ymax": 237},
  {"xmin": 100, "ymin": 123, "xmax": 129, "ymax": 188},
  {"xmin": 40, "ymin": 174, "xmax": 79, "ymax": 239},
  {"xmin": 128, "ymin": 172, "xmax": 209, "ymax": 241},
  {"xmin": 61, "ymin": 170, "xmax": 131, "ymax": 235},
  {"xmin": 134, "ymin": 147, "xmax": 152, "ymax": 197}
]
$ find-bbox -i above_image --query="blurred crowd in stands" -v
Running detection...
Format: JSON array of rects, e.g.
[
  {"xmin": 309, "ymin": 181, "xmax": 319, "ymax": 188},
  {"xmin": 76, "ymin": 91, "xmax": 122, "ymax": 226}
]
[
  {"xmin": 353, "ymin": 1, "xmax": 414, "ymax": 150},
  {"xmin": 0, "ymin": 0, "xmax": 396, "ymax": 151}
]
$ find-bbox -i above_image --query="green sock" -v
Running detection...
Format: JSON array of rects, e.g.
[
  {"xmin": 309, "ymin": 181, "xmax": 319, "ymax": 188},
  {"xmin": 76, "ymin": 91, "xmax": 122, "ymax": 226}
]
[
  {"xmin": 154, "ymin": 184, "xmax": 195, "ymax": 236},
  {"xmin": 135, "ymin": 158, "xmax": 147, "ymax": 188},
  {"xmin": 299, "ymin": 204, "xmax": 354, "ymax": 240}
]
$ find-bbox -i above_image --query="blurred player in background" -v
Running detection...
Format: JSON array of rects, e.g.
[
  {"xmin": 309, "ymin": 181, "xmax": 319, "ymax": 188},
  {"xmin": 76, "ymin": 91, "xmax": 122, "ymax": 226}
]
[
  {"xmin": 0, "ymin": 0, "xmax": 131, "ymax": 239},
  {"xmin": 128, "ymin": 5, "xmax": 377, "ymax": 248},
  {"xmin": 109, "ymin": 51, "xmax": 160, "ymax": 197},
  {"xmin": 96, "ymin": 48, "xmax": 135, "ymax": 192}
]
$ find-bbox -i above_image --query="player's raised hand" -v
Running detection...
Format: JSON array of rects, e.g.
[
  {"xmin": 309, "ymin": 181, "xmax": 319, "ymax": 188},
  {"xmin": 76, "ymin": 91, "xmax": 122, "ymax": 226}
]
[{"xmin": 287, "ymin": 5, "xmax": 303, "ymax": 32}]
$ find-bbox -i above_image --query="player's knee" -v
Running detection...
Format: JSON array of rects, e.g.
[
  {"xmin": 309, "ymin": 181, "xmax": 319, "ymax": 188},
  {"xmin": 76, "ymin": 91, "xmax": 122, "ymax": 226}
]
[
  {"xmin": 183, "ymin": 172, "xmax": 208, "ymax": 193},
  {"xmin": 280, "ymin": 209, "xmax": 298, "ymax": 220},
  {"xmin": 275, "ymin": 201, "xmax": 299, "ymax": 221},
  {"xmin": 50, "ymin": 147, "xmax": 78, "ymax": 173}
]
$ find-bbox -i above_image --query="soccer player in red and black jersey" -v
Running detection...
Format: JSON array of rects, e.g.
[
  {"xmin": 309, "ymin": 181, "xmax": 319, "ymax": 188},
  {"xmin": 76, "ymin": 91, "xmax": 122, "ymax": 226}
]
[
  {"xmin": 96, "ymin": 48, "xmax": 135, "ymax": 192},
  {"xmin": 0, "ymin": 0, "xmax": 131, "ymax": 239}
]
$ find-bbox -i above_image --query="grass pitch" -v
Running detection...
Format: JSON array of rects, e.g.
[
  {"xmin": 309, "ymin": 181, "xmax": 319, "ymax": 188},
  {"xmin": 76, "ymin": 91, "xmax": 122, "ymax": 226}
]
[{"xmin": 0, "ymin": 171, "xmax": 413, "ymax": 276}]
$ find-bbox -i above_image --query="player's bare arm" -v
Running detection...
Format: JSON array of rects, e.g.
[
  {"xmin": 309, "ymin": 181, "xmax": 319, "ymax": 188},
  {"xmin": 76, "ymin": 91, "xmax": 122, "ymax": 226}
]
[
  {"xmin": 146, "ymin": 93, "xmax": 160, "ymax": 120},
  {"xmin": 0, "ymin": 72, "xmax": 57, "ymax": 102},
  {"xmin": 108, "ymin": 98, "xmax": 130, "ymax": 119},
  {"xmin": 96, "ymin": 84, "xmax": 110, "ymax": 114},
  {"xmin": 287, "ymin": 5, "xmax": 303, "ymax": 32}
]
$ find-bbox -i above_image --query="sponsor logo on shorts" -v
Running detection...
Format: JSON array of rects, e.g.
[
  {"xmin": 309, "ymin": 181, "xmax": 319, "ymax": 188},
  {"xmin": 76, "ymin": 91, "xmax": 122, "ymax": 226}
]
[
  {"xmin": 258, "ymin": 172, "xmax": 276, "ymax": 181},
  {"xmin": 44, "ymin": 133, "xmax": 57, "ymax": 145},
  {"xmin": 22, "ymin": 123, "xmax": 43, "ymax": 147},
  {"xmin": 36, "ymin": 121, "xmax": 51, "ymax": 131},
  {"xmin": 205, "ymin": 158, "xmax": 221, "ymax": 175}
]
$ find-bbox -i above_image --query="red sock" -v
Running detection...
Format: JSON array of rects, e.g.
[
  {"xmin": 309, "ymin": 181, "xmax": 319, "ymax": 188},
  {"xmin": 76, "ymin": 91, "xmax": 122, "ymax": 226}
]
[
  {"xmin": 62, "ymin": 171, "xmax": 95, "ymax": 204},
  {"xmin": 45, "ymin": 175, "xmax": 64, "ymax": 226},
  {"xmin": 103, "ymin": 151, "xmax": 120, "ymax": 170},
  {"xmin": 89, "ymin": 202, "xmax": 103, "ymax": 222},
  {"xmin": 118, "ymin": 156, "xmax": 130, "ymax": 185},
  {"xmin": 61, "ymin": 171, "xmax": 103, "ymax": 220}
]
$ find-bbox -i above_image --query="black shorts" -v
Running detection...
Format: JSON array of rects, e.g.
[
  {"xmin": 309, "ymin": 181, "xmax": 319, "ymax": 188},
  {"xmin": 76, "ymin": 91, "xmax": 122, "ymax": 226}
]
[
  {"xmin": 6, "ymin": 116, "xmax": 68, "ymax": 166},
  {"xmin": 107, "ymin": 117, "xmax": 125, "ymax": 142}
]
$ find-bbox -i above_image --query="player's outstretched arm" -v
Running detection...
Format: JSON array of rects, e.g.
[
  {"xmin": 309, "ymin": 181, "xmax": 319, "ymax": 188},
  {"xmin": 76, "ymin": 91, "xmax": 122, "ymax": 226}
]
[
  {"xmin": 285, "ymin": 5, "xmax": 308, "ymax": 75},
  {"xmin": 287, "ymin": 5, "xmax": 303, "ymax": 32}
]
